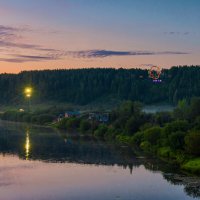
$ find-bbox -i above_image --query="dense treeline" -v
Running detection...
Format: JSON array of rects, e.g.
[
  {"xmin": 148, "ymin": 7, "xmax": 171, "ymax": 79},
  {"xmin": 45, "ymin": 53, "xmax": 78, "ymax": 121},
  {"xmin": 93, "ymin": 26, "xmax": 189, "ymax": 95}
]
[
  {"xmin": 0, "ymin": 65, "xmax": 200, "ymax": 105},
  {"xmin": 0, "ymin": 106, "xmax": 63, "ymax": 125},
  {"xmin": 56, "ymin": 99, "xmax": 200, "ymax": 175}
]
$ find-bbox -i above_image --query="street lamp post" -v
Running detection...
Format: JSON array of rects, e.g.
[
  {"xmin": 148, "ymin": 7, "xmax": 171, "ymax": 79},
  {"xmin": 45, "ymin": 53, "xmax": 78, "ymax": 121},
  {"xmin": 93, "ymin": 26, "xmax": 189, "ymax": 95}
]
[{"xmin": 24, "ymin": 87, "xmax": 32, "ymax": 112}]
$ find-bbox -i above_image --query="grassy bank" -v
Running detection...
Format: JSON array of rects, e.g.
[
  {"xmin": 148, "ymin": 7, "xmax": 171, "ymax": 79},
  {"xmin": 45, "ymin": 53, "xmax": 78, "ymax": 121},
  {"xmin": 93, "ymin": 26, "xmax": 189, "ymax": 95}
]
[{"xmin": 182, "ymin": 158, "xmax": 200, "ymax": 175}]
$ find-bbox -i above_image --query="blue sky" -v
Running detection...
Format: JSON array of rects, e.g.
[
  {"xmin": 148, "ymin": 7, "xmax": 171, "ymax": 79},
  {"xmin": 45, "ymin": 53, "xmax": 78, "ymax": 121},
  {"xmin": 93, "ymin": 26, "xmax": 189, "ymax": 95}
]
[{"xmin": 0, "ymin": 0, "xmax": 199, "ymax": 73}]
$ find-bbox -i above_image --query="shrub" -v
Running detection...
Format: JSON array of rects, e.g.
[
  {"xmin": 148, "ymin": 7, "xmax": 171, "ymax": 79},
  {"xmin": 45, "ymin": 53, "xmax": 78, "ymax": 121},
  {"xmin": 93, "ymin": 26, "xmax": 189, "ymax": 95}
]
[
  {"xmin": 125, "ymin": 116, "xmax": 143, "ymax": 135},
  {"xmin": 182, "ymin": 158, "xmax": 200, "ymax": 175},
  {"xmin": 1, "ymin": 111, "xmax": 18, "ymax": 121},
  {"xmin": 185, "ymin": 131, "xmax": 200, "ymax": 156},
  {"xmin": 143, "ymin": 127, "xmax": 162, "ymax": 145},
  {"xmin": 132, "ymin": 131, "xmax": 144, "ymax": 146},
  {"xmin": 139, "ymin": 123, "xmax": 153, "ymax": 131},
  {"xmin": 140, "ymin": 141, "xmax": 151, "ymax": 151},
  {"xmin": 79, "ymin": 120, "xmax": 91, "ymax": 134},
  {"xmin": 163, "ymin": 120, "xmax": 189, "ymax": 137},
  {"xmin": 157, "ymin": 147, "xmax": 171, "ymax": 157},
  {"xmin": 154, "ymin": 112, "xmax": 172, "ymax": 126},
  {"xmin": 116, "ymin": 134, "xmax": 131, "ymax": 145},
  {"xmin": 66, "ymin": 117, "xmax": 80, "ymax": 129},
  {"xmin": 169, "ymin": 131, "xmax": 186, "ymax": 150},
  {"xmin": 94, "ymin": 124, "xmax": 108, "ymax": 138},
  {"xmin": 37, "ymin": 114, "xmax": 55, "ymax": 125},
  {"xmin": 189, "ymin": 97, "xmax": 200, "ymax": 120},
  {"xmin": 56, "ymin": 118, "xmax": 68, "ymax": 129},
  {"xmin": 104, "ymin": 127, "xmax": 117, "ymax": 140}
]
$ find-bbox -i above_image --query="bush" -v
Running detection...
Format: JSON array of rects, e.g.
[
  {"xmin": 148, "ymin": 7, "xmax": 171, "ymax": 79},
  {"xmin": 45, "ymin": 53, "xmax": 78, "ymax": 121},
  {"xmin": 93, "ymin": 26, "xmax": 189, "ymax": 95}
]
[
  {"xmin": 132, "ymin": 131, "xmax": 144, "ymax": 146},
  {"xmin": 116, "ymin": 134, "xmax": 131, "ymax": 145},
  {"xmin": 143, "ymin": 127, "xmax": 162, "ymax": 145},
  {"xmin": 182, "ymin": 158, "xmax": 200, "ymax": 175},
  {"xmin": 185, "ymin": 131, "xmax": 200, "ymax": 156},
  {"xmin": 66, "ymin": 117, "xmax": 80, "ymax": 129},
  {"xmin": 79, "ymin": 120, "xmax": 91, "ymax": 134},
  {"xmin": 37, "ymin": 114, "xmax": 55, "ymax": 125},
  {"xmin": 157, "ymin": 147, "xmax": 172, "ymax": 157},
  {"xmin": 163, "ymin": 120, "xmax": 189, "ymax": 137},
  {"xmin": 104, "ymin": 127, "xmax": 118, "ymax": 140},
  {"xmin": 189, "ymin": 97, "xmax": 200, "ymax": 120},
  {"xmin": 194, "ymin": 116, "xmax": 200, "ymax": 130},
  {"xmin": 139, "ymin": 123, "xmax": 153, "ymax": 131},
  {"xmin": 56, "ymin": 118, "xmax": 68, "ymax": 129},
  {"xmin": 1, "ymin": 111, "xmax": 18, "ymax": 121},
  {"xmin": 140, "ymin": 141, "xmax": 151, "ymax": 151},
  {"xmin": 154, "ymin": 112, "xmax": 172, "ymax": 126},
  {"xmin": 94, "ymin": 124, "xmax": 108, "ymax": 138},
  {"xmin": 169, "ymin": 131, "xmax": 186, "ymax": 150},
  {"xmin": 125, "ymin": 116, "xmax": 143, "ymax": 135}
]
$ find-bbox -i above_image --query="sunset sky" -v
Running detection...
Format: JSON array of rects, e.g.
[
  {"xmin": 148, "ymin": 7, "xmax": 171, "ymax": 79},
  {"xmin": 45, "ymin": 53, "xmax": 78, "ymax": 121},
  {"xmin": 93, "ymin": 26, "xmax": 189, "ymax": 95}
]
[{"xmin": 0, "ymin": 0, "xmax": 200, "ymax": 73}]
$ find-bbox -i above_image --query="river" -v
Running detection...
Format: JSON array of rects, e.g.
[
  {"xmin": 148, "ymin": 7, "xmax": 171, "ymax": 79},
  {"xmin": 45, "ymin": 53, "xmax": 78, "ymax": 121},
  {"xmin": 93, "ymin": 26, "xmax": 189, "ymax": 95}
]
[{"xmin": 0, "ymin": 121, "xmax": 199, "ymax": 200}]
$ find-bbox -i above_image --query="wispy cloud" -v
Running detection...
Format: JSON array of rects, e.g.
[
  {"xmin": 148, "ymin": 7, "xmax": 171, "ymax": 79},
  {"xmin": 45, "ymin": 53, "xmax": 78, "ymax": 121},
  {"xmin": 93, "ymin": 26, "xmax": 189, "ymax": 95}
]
[
  {"xmin": 0, "ymin": 24, "xmax": 60, "ymax": 54},
  {"xmin": 65, "ymin": 50, "xmax": 189, "ymax": 58},
  {"xmin": 0, "ymin": 25, "xmax": 190, "ymax": 63},
  {"xmin": 0, "ymin": 54, "xmax": 58, "ymax": 63},
  {"xmin": 0, "ymin": 25, "xmax": 21, "ymax": 41},
  {"xmin": 164, "ymin": 31, "xmax": 190, "ymax": 35},
  {"xmin": 0, "ymin": 49, "xmax": 189, "ymax": 63},
  {"xmin": 0, "ymin": 25, "xmax": 22, "ymax": 32}
]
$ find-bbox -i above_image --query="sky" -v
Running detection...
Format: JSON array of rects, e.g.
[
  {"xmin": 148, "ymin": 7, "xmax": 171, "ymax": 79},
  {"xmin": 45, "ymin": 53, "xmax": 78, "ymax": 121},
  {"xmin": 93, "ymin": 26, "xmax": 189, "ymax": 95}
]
[{"xmin": 0, "ymin": 0, "xmax": 200, "ymax": 73}]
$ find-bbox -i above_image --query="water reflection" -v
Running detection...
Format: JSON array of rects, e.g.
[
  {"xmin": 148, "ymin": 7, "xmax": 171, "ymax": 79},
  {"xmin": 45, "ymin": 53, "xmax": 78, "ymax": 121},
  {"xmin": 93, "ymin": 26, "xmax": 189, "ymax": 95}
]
[
  {"xmin": 0, "ymin": 121, "xmax": 199, "ymax": 199},
  {"xmin": 163, "ymin": 173, "xmax": 200, "ymax": 198},
  {"xmin": 25, "ymin": 130, "xmax": 30, "ymax": 160}
]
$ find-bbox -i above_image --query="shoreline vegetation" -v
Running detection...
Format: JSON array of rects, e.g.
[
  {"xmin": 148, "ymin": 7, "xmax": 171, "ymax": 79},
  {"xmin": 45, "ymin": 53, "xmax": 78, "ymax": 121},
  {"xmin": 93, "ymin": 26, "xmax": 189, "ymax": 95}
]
[{"xmin": 0, "ymin": 99, "xmax": 200, "ymax": 175}]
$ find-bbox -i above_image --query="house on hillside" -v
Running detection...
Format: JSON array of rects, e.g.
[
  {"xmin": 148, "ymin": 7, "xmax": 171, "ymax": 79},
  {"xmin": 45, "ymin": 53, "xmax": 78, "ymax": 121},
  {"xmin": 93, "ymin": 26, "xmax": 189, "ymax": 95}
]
[
  {"xmin": 88, "ymin": 112, "xmax": 109, "ymax": 123},
  {"xmin": 56, "ymin": 111, "xmax": 80, "ymax": 122},
  {"xmin": 65, "ymin": 111, "xmax": 80, "ymax": 118}
]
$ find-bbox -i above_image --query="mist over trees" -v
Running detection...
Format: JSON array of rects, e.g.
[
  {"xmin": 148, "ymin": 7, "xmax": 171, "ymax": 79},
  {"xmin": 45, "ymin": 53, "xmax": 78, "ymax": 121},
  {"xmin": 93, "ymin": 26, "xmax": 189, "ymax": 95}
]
[{"xmin": 0, "ymin": 65, "xmax": 200, "ymax": 105}]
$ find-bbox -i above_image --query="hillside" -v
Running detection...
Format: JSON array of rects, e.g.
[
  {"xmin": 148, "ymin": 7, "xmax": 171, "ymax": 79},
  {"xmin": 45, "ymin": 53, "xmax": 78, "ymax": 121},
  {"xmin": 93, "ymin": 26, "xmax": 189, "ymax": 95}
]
[{"xmin": 0, "ymin": 66, "xmax": 200, "ymax": 106}]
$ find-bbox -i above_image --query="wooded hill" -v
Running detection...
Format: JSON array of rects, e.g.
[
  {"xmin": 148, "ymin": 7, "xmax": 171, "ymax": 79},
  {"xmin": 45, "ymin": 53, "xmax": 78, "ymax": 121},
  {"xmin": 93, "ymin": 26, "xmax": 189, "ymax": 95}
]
[{"xmin": 0, "ymin": 66, "xmax": 200, "ymax": 105}]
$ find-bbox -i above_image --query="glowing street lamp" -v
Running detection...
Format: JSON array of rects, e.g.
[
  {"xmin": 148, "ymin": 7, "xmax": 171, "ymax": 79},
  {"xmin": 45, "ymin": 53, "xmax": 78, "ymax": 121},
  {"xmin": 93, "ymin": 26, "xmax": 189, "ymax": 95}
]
[
  {"xmin": 24, "ymin": 87, "xmax": 33, "ymax": 111},
  {"xmin": 24, "ymin": 87, "xmax": 32, "ymax": 98}
]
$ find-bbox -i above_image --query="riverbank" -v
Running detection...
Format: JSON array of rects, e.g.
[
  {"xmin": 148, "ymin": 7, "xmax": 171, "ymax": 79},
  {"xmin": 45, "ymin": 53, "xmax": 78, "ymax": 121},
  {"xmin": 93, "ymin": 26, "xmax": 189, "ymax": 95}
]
[
  {"xmin": 79, "ymin": 133, "xmax": 200, "ymax": 176},
  {"xmin": 54, "ymin": 100, "xmax": 200, "ymax": 176},
  {"xmin": 1, "ymin": 100, "xmax": 200, "ymax": 175},
  {"xmin": 0, "ymin": 117, "xmax": 199, "ymax": 176}
]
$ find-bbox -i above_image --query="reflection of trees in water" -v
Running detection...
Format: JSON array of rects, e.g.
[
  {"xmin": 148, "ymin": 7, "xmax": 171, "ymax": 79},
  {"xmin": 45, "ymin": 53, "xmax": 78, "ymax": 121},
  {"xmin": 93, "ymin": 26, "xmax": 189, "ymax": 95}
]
[
  {"xmin": 0, "ymin": 122, "xmax": 199, "ymax": 198},
  {"xmin": 185, "ymin": 183, "xmax": 200, "ymax": 198},
  {"xmin": 0, "ymin": 124, "xmax": 141, "ymax": 174},
  {"xmin": 163, "ymin": 173, "xmax": 200, "ymax": 198}
]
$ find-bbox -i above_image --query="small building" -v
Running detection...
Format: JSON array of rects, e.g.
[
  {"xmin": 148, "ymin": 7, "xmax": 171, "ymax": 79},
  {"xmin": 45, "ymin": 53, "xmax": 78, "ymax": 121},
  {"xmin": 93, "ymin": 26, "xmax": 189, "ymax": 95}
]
[
  {"xmin": 65, "ymin": 111, "xmax": 80, "ymax": 118},
  {"xmin": 89, "ymin": 112, "xmax": 109, "ymax": 123}
]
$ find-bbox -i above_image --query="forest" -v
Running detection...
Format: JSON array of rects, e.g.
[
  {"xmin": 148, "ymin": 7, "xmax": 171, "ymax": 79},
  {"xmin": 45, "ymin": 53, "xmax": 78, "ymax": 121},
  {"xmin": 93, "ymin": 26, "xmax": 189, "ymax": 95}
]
[{"xmin": 0, "ymin": 65, "xmax": 200, "ymax": 106}]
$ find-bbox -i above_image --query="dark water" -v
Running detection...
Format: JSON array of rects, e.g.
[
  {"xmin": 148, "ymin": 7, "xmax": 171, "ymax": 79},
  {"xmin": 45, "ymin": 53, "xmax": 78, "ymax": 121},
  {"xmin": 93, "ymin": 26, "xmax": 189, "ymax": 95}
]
[{"xmin": 0, "ymin": 121, "xmax": 199, "ymax": 200}]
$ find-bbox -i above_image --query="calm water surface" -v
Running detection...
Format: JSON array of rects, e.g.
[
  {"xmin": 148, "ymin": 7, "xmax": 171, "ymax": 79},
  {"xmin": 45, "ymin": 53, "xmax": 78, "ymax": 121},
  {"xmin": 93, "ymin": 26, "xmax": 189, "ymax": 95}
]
[{"xmin": 0, "ymin": 121, "xmax": 199, "ymax": 200}]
